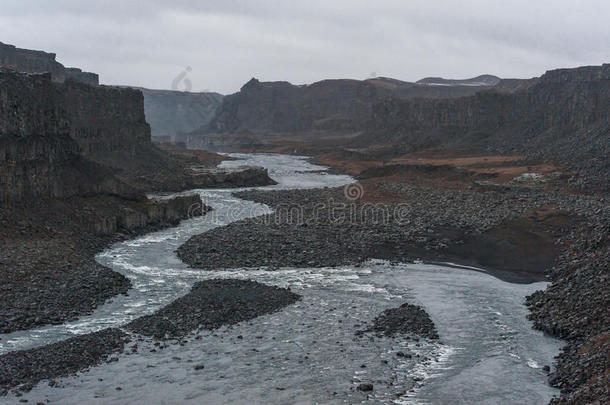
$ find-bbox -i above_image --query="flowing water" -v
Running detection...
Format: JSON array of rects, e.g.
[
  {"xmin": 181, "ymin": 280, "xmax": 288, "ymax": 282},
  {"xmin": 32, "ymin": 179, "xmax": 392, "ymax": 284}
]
[{"xmin": 0, "ymin": 153, "xmax": 562, "ymax": 404}]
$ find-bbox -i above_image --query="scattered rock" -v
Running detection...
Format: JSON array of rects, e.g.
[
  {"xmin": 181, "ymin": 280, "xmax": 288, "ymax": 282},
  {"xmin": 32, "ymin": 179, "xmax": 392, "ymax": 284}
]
[{"xmin": 357, "ymin": 383, "xmax": 374, "ymax": 392}]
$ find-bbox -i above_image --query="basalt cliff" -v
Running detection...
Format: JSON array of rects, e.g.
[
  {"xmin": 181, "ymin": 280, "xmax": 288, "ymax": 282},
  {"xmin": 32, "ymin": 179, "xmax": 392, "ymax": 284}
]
[{"xmin": 0, "ymin": 67, "xmax": 206, "ymax": 333}]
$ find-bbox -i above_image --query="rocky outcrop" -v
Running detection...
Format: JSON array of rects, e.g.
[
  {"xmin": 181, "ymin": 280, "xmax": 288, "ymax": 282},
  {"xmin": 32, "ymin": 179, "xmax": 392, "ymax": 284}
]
[
  {"xmin": 0, "ymin": 41, "xmax": 98, "ymax": 85},
  {"xmin": 0, "ymin": 69, "xmax": 133, "ymax": 202},
  {"xmin": 93, "ymin": 194, "xmax": 205, "ymax": 235},
  {"xmin": 186, "ymin": 166, "xmax": 276, "ymax": 188},
  {"xmin": 61, "ymin": 80, "xmax": 153, "ymax": 171},
  {"xmin": 136, "ymin": 88, "xmax": 223, "ymax": 141}
]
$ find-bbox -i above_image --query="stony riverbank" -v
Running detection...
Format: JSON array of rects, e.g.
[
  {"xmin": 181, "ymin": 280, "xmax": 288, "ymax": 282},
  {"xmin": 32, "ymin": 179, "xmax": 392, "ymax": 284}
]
[
  {"xmin": 0, "ymin": 279, "xmax": 300, "ymax": 395},
  {"xmin": 177, "ymin": 183, "xmax": 600, "ymax": 281},
  {"xmin": 0, "ymin": 328, "xmax": 129, "ymax": 395},
  {"xmin": 0, "ymin": 194, "xmax": 208, "ymax": 334}
]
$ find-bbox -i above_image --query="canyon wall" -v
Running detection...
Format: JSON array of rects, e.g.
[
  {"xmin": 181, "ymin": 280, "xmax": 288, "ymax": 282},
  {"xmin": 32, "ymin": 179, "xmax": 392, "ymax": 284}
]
[
  {"xmin": 0, "ymin": 41, "xmax": 98, "ymax": 85},
  {"xmin": 367, "ymin": 64, "xmax": 609, "ymax": 147},
  {"xmin": 364, "ymin": 64, "xmax": 610, "ymax": 192},
  {"xmin": 62, "ymin": 80, "xmax": 153, "ymax": 171},
  {"xmin": 194, "ymin": 75, "xmax": 527, "ymax": 138},
  {"xmin": 0, "ymin": 69, "xmax": 131, "ymax": 202},
  {"xmin": 0, "ymin": 42, "xmax": 206, "ymax": 189}
]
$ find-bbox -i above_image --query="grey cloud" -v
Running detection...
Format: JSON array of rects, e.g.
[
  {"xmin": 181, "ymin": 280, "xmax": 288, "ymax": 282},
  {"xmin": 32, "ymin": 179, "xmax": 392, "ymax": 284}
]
[{"xmin": 0, "ymin": 0, "xmax": 607, "ymax": 94}]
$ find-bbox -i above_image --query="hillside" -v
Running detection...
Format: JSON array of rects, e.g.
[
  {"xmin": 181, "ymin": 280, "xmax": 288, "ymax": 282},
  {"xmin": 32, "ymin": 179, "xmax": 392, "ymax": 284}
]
[{"xmin": 362, "ymin": 64, "xmax": 610, "ymax": 193}]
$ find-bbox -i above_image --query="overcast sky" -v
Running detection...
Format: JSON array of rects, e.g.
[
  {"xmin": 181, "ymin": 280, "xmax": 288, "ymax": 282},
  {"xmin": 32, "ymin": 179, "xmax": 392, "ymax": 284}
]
[{"xmin": 1, "ymin": 0, "xmax": 608, "ymax": 94}]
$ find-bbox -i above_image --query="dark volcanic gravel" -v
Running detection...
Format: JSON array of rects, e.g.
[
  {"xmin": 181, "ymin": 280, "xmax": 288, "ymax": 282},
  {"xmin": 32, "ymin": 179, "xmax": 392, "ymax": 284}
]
[
  {"xmin": 126, "ymin": 279, "xmax": 301, "ymax": 339},
  {"xmin": 0, "ymin": 328, "xmax": 128, "ymax": 394},
  {"xmin": 0, "ymin": 279, "xmax": 300, "ymax": 394},
  {"xmin": 177, "ymin": 185, "xmax": 598, "ymax": 282},
  {"xmin": 0, "ymin": 256, "xmax": 130, "ymax": 334},
  {"xmin": 359, "ymin": 303, "xmax": 439, "ymax": 340}
]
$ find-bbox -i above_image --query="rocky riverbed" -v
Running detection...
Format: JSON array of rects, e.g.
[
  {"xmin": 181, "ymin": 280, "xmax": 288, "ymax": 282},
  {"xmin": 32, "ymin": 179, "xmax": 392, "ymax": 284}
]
[
  {"xmin": 126, "ymin": 279, "xmax": 301, "ymax": 339},
  {"xmin": 0, "ymin": 153, "xmax": 605, "ymax": 404},
  {"xmin": 177, "ymin": 168, "xmax": 609, "ymax": 404},
  {"xmin": 0, "ymin": 279, "xmax": 300, "ymax": 396}
]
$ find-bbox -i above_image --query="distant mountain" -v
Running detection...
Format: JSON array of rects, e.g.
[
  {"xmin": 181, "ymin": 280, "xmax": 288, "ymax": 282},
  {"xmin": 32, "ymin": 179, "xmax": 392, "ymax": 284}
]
[
  {"xmin": 191, "ymin": 75, "xmax": 527, "ymax": 142},
  {"xmin": 416, "ymin": 74, "xmax": 501, "ymax": 86}
]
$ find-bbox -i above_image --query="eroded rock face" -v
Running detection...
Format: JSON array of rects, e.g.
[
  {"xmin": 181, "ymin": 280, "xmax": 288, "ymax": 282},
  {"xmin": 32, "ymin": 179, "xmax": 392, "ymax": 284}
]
[
  {"xmin": 0, "ymin": 42, "xmax": 183, "ymax": 185},
  {"xmin": 186, "ymin": 166, "xmax": 276, "ymax": 188},
  {"xmin": 61, "ymin": 80, "xmax": 153, "ymax": 170},
  {"xmin": 0, "ymin": 69, "xmax": 132, "ymax": 202},
  {"xmin": 0, "ymin": 41, "xmax": 98, "ymax": 86},
  {"xmin": 93, "ymin": 194, "xmax": 206, "ymax": 235}
]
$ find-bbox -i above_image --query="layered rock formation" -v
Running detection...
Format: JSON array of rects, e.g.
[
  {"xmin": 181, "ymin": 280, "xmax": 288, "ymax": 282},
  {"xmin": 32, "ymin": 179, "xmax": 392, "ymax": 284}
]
[
  {"xmin": 0, "ymin": 41, "xmax": 98, "ymax": 85},
  {"xmin": 0, "ymin": 69, "xmax": 131, "ymax": 202},
  {"xmin": 0, "ymin": 41, "xmax": 174, "ymax": 187},
  {"xmin": 185, "ymin": 165, "xmax": 276, "ymax": 188},
  {"xmin": 0, "ymin": 42, "xmax": 274, "ymax": 191},
  {"xmin": 61, "ymin": 80, "xmax": 154, "ymax": 171}
]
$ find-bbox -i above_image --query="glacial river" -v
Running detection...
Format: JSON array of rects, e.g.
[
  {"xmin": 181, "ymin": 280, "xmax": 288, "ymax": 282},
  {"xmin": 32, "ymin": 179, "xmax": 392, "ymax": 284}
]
[{"xmin": 0, "ymin": 153, "xmax": 562, "ymax": 404}]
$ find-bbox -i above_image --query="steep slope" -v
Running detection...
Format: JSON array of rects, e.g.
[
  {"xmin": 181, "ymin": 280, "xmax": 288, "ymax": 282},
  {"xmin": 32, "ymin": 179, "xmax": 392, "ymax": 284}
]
[{"xmin": 0, "ymin": 69, "xmax": 132, "ymax": 201}]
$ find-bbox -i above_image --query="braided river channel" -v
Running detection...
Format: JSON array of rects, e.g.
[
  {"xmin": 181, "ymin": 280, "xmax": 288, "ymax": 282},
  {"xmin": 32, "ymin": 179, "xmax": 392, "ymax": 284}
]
[{"xmin": 0, "ymin": 153, "xmax": 562, "ymax": 404}]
